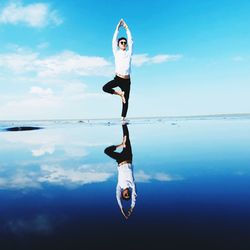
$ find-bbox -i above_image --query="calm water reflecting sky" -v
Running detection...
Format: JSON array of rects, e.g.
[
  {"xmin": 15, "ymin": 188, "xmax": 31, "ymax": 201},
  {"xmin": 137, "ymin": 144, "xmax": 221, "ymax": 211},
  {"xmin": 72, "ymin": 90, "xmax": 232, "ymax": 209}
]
[{"xmin": 0, "ymin": 118, "xmax": 250, "ymax": 249}]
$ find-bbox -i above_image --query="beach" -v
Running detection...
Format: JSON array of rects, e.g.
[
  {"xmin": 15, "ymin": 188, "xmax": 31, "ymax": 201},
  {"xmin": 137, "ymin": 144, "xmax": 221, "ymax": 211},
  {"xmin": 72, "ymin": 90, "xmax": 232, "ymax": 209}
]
[{"xmin": 0, "ymin": 115, "xmax": 250, "ymax": 249}]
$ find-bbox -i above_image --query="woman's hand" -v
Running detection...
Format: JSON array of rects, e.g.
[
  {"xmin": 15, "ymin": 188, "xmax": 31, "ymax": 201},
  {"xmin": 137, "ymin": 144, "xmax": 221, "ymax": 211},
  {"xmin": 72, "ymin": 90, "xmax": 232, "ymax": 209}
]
[
  {"xmin": 117, "ymin": 19, "xmax": 123, "ymax": 29},
  {"xmin": 127, "ymin": 207, "xmax": 133, "ymax": 217},
  {"xmin": 121, "ymin": 208, "xmax": 128, "ymax": 219},
  {"xmin": 122, "ymin": 19, "xmax": 128, "ymax": 29}
]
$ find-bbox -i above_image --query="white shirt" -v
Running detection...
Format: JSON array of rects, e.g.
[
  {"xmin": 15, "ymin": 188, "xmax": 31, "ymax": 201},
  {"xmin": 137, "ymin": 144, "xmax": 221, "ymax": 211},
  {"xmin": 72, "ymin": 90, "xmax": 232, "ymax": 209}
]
[
  {"xmin": 116, "ymin": 163, "xmax": 137, "ymax": 209},
  {"xmin": 112, "ymin": 26, "xmax": 133, "ymax": 76}
]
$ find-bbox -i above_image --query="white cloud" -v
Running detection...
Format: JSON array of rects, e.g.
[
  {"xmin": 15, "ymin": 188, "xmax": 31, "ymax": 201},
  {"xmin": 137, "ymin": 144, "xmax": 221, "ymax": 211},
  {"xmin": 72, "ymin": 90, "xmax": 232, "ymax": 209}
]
[
  {"xmin": 0, "ymin": 164, "xmax": 115, "ymax": 190},
  {"xmin": 0, "ymin": 49, "xmax": 112, "ymax": 77},
  {"xmin": 0, "ymin": 165, "xmax": 183, "ymax": 190},
  {"xmin": 135, "ymin": 170, "xmax": 183, "ymax": 183},
  {"xmin": 132, "ymin": 53, "xmax": 182, "ymax": 67},
  {"xmin": 0, "ymin": 45, "xmax": 112, "ymax": 119},
  {"xmin": 30, "ymin": 86, "xmax": 53, "ymax": 97},
  {"xmin": 0, "ymin": 124, "xmax": 108, "ymax": 158},
  {"xmin": 0, "ymin": 95, "xmax": 61, "ymax": 119},
  {"xmin": 0, "ymin": 170, "xmax": 42, "ymax": 189},
  {"xmin": 0, "ymin": 47, "xmax": 175, "ymax": 80},
  {"xmin": 9, "ymin": 171, "xmax": 41, "ymax": 188},
  {"xmin": 32, "ymin": 144, "xmax": 55, "ymax": 157},
  {"xmin": 39, "ymin": 164, "xmax": 114, "ymax": 186},
  {"xmin": 0, "ymin": 1, "xmax": 62, "ymax": 27},
  {"xmin": 0, "ymin": 44, "xmax": 180, "ymax": 119},
  {"xmin": 154, "ymin": 172, "xmax": 183, "ymax": 181},
  {"xmin": 0, "ymin": 50, "xmax": 39, "ymax": 73},
  {"xmin": 134, "ymin": 170, "xmax": 151, "ymax": 182},
  {"xmin": 151, "ymin": 54, "xmax": 180, "ymax": 64},
  {"xmin": 0, "ymin": 82, "xmax": 107, "ymax": 120},
  {"xmin": 35, "ymin": 51, "xmax": 112, "ymax": 77}
]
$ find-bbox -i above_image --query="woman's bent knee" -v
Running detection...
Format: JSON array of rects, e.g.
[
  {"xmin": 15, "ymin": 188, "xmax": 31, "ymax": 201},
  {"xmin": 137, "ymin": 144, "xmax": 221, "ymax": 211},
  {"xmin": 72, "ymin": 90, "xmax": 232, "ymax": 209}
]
[
  {"xmin": 103, "ymin": 85, "xmax": 114, "ymax": 94},
  {"xmin": 102, "ymin": 85, "xmax": 107, "ymax": 92}
]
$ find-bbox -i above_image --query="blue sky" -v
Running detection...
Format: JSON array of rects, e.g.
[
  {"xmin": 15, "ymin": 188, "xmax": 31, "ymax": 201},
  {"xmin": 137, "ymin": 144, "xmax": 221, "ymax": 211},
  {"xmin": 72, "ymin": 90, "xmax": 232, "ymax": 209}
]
[{"xmin": 0, "ymin": 0, "xmax": 250, "ymax": 120}]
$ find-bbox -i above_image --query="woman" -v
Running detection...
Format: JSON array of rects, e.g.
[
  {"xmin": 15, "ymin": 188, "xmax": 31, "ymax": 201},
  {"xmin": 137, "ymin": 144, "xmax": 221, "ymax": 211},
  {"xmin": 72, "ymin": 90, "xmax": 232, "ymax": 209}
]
[{"xmin": 102, "ymin": 19, "xmax": 133, "ymax": 121}]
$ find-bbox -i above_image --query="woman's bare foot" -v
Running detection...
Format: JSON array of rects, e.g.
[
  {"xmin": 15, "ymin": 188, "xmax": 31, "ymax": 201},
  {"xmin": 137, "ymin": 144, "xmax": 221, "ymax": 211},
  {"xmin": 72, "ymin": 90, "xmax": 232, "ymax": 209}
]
[
  {"xmin": 121, "ymin": 117, "xmax": 129, "ymax": 124},
  {"xmin": 120, "ymin": 91, "xmax": 126, "ymax": 104},
  {"xmin": 113, "ymin": 90, "xmax": 126, "ymax": 104}
]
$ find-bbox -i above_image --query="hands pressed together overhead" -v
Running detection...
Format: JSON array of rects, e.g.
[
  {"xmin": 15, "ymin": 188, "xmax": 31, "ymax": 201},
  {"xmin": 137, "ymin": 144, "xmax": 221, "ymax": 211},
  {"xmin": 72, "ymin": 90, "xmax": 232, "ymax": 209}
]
[
  {"xmin": 121, "ymin": 207, "xmax": 133, "ymax": 220},
  {"xmin": 117, "ymin": 18, "xmax": 128, "ymax": 30}
]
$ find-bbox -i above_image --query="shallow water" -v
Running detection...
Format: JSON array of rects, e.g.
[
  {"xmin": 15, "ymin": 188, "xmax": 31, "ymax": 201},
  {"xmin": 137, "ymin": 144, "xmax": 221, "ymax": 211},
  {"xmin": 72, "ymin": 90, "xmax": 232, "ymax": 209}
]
[{"xmin": 0, "ymin": 117, "xmax": 250, "ymax": 249}]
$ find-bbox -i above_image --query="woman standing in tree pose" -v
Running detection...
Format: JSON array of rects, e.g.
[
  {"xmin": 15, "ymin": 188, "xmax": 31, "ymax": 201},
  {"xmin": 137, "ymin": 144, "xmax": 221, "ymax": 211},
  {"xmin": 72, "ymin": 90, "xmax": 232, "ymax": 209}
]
[{"xmin": 102, "ymin": 19, "xmax": 133, "ymax": 121}]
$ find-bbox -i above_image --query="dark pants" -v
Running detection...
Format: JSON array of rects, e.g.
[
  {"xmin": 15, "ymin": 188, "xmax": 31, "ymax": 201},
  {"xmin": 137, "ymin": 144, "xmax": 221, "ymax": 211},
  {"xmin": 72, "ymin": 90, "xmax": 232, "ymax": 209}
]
[{"xmin": 102, "ymin": 76, "xmax": 131, "ymax": 118}]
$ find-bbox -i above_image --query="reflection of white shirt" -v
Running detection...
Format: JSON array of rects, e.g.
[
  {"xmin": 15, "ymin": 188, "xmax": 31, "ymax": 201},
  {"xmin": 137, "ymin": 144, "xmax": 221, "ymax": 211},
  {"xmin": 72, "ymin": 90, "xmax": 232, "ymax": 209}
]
[
  {"xmin": 112, "ymin": 27, "xmax": 133, "ymax": 76},
  {"xmin": 116, "ymin": 163, "xmax": 137, "ymax": 209}
]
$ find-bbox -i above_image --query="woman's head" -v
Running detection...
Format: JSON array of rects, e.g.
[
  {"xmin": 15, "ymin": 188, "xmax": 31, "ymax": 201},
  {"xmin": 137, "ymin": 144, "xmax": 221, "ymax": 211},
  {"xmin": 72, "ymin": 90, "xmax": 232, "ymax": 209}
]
[
  {"xmin": 122, "ymin": 187, "xmax": 131, "ymax": 200},
  {"xmin": 118, "ymin": 37, "xmax": 127, "ymax": 51}
]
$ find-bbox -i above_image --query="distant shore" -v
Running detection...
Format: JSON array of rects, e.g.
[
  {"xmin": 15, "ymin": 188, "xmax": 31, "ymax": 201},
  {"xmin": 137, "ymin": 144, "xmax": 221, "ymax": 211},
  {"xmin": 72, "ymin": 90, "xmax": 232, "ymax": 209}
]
[{"xmin": 0, "ymin": 113, "xmax": 250, "ymax": 123}]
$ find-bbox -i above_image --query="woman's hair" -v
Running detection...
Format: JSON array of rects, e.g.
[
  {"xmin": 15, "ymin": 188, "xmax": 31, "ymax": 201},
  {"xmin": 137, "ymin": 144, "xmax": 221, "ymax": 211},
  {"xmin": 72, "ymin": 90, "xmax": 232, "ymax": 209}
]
[{"xmin": 118, "ymin": 37, "xmax": 127, "ymax": 46}]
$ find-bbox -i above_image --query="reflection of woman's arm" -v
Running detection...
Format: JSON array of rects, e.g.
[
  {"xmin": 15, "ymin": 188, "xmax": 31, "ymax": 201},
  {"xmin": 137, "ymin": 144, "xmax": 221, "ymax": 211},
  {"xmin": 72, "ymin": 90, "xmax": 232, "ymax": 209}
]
[
  {"xmin": 126, "ymin": 183, "xmax": 137, "ymax": 218},
  {"xmin": 131, "ymin": 183, "xmax": 137, "ymax": 209},
  {"xmin": 116, "ymin": 184, "xmax": 122, "ymax": 209},
  {"xmin": 116, "ymin": 185, "xmax": 128, "ymax": 219}
]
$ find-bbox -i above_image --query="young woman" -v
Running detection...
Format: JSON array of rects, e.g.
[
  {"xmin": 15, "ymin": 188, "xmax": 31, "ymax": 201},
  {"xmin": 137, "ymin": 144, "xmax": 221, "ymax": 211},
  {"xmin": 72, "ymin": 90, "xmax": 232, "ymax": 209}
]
[{"xmin": 102, "ymin": 19, "xmax": 133, "ymax": 121}]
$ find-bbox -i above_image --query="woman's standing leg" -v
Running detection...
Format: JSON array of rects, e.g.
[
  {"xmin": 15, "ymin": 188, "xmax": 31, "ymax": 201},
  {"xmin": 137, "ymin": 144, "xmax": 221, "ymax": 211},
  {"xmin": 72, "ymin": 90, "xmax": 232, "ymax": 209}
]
[{"xmin": 120, "ymin": 79, "xmax": 131, "ymax": 119}]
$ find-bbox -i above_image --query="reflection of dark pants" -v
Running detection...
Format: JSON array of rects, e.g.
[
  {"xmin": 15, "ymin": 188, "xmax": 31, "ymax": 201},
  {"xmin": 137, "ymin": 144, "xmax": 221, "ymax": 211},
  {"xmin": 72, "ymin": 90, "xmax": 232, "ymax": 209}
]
[
  {"xmin": 104, "ymin": 125, "xmax": 132, "ymax": 165},
  {"xmin": 102, "ymin": 76, "xmax": 131, "ymax": 117}
]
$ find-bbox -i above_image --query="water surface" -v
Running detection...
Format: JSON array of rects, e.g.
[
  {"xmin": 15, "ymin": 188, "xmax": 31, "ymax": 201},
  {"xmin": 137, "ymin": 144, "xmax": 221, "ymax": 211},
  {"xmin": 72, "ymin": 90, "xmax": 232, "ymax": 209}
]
[{"xmin": 0, "ymin": 117, "xmax": 250, "ymax": 249}]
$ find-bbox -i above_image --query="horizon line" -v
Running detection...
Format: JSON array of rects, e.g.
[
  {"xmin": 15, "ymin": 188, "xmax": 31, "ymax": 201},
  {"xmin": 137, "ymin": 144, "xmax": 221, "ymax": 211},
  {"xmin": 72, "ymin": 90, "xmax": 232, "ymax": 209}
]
[{"xmin": 0, "ymin": 112, "xmax": 250, "ymax": 122}]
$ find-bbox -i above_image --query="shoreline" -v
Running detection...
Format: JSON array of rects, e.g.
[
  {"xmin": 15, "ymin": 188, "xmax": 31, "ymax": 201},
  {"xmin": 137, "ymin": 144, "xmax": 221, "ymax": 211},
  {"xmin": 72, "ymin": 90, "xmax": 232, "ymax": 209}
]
[{"xmin": 0, "ymin": 113, "xmax": 250, "ymax": 123}]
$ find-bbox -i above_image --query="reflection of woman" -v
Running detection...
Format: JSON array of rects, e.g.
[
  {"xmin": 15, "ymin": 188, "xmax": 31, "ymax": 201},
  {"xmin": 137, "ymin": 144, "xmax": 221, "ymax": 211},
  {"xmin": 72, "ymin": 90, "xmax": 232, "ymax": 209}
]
[{"xmin": 104, "ymin": 125, "xmax": 136, "ymax": 219}]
